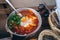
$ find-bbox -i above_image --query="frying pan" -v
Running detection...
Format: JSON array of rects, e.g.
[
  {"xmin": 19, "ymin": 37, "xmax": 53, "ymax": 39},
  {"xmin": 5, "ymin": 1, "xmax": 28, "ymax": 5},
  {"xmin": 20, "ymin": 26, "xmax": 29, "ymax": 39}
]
[{"xmin": 6, "ymin": 8, "xmax": 42, "ymax": 37}]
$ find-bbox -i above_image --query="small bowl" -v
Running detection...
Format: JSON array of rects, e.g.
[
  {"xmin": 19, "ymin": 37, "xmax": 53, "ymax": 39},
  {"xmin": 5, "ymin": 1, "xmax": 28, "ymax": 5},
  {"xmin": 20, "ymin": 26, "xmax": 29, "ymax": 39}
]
[
  {"xmin": 38, "ymin": 29, "xmax": 60, "ymax": 40},
  {"xmin": 48, "ymin": 11, "xmax": 60, "ymax": 33}
]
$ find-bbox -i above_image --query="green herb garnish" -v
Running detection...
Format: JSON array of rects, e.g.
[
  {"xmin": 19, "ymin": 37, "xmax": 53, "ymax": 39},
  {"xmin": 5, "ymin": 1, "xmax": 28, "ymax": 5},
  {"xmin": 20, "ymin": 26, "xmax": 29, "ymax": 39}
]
[{"xmin": 8, "ymin": 13, "xmax": 23, "ymax": 29}]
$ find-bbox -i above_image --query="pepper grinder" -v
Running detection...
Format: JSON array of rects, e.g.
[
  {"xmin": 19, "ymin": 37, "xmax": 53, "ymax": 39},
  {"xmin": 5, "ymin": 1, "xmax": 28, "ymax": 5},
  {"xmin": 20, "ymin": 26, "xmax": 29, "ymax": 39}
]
[
  {"xmin": 38, "ymin": 4, "xmax": 49, "ymax": 17},
  {"xmin": 38, "ymin": 4, "xmax": 50, "ymax": 29}
]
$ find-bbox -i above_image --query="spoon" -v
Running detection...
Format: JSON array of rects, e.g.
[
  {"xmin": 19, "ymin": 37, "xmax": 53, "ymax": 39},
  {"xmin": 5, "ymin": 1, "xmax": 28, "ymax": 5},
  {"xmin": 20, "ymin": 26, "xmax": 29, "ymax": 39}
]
[{"xmin": 5, "ymin": 0, "xmax": 22, "ymax": 17}]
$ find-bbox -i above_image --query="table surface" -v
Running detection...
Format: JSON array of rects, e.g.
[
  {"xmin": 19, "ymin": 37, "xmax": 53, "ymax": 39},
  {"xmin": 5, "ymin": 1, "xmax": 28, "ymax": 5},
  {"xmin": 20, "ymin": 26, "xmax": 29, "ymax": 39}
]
[{"xmin": 0, "ymin": 5, "xmax": 55, "ymax": 40}]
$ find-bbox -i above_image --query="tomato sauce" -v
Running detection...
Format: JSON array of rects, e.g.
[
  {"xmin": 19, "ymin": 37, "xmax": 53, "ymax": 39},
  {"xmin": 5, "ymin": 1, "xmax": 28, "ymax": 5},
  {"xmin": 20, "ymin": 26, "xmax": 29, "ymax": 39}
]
[{"xmin": 12, "ymin": 9, "xmax": 39, "ymax": 35}]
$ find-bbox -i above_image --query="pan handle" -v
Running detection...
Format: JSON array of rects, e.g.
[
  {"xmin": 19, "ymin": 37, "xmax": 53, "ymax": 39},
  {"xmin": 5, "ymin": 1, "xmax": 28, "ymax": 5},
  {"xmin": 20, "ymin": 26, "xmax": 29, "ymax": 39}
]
[{"xmin": 12, "ymin": 34, "xmax": 26, "ymax": 40}]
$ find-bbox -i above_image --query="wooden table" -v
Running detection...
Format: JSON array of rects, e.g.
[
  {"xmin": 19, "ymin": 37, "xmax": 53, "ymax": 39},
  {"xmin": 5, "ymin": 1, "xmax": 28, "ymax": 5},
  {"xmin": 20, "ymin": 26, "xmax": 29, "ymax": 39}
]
[{"xmin": 0, "ymin": 5, "xmax": 55, "ymax": 40}]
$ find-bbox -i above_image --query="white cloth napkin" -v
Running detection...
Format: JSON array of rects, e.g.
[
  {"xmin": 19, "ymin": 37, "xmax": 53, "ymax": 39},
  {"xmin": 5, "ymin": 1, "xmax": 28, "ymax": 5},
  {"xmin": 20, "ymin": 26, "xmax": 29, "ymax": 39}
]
[{"xmin": 55, "ymin": 0, "xmax": 60, "ymax": 21}]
